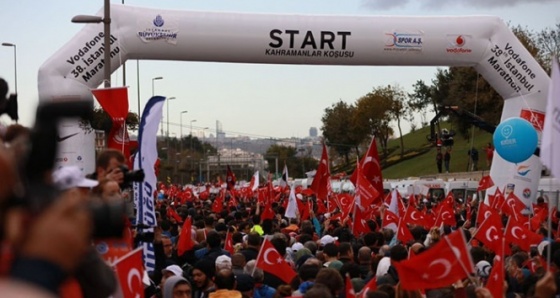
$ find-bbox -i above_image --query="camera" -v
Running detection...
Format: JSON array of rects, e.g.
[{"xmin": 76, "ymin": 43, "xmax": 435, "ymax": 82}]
[
  {"xmin": 15, "ymin": 100, "xmax": 126, "ymax": 239},
  {"xmin": 118, "ymin": 164, "xmax": 145, "ymax": 190}
]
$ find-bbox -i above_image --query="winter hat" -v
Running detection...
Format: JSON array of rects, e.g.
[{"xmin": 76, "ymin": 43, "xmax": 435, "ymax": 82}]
[{"xmin": 193, "ymin": 259, "xmax": 216, "ymax": 278}]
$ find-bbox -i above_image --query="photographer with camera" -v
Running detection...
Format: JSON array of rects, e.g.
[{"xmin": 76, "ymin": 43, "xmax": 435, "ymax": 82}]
[{"xmin": 94, "ymin": 149, "xmax": 126, "ymax": 185}]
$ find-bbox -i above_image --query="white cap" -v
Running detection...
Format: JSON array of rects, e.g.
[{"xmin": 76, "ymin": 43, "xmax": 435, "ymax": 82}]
[
  {"xmin": 162, "ymin": 265, "xmax": 183, "ymax": 277},
  {"xmin": 319, "ymin": 235, "xmax": 338, "ymax": 246},
  {"xmin": 291, "ymin": 242, "xmax": 304, "ymax": 252},
  {"xmin": 296, "ymin": 194, "xmax": 303, "ymax": 200},
  {"xmin": 475, "ymin": 260, "xmax": 492, "ymax": 278},
  {"xmin": 216, "ymin": 255, "xmax": 232, "ymax": 270},
  {"xmin": 52, "ymin": 166, "xmax": 99, "ymax": 190}
]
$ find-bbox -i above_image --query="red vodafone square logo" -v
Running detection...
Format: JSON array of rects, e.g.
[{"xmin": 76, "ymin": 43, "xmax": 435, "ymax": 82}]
[{"xmin": 520, "ymin": 109, "xmax": 545, "ymax": 131}]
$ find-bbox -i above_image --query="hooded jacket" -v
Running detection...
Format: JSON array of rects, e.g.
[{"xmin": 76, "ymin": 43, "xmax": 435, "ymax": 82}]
[{"xmin": 163, "ymin": 276, "xmax": 190, "ymax": 298}]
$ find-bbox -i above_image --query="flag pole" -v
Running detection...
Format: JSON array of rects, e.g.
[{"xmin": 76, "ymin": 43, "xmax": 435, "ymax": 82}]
[
  {"xmin": 252, "ymin": 238, "xmax": 266, "ymax": 276},
  {"xmin": 443, "ymin": 232, "xmax": 477, "ymax": 286}
]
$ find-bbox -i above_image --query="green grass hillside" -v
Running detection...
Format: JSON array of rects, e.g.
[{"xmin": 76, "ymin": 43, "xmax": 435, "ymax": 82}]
[
  {"xmin": 382, "ymin": 125, "xmax": 492, "ymax": 178},
  {"xmin": 333, "ymin": 125, "xmax": 493, "ymax": 179}
]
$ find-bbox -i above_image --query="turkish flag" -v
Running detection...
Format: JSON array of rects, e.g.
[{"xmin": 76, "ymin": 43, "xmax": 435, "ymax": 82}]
[
  {"xmin": 489, "ymin": 188, "xmax": 505, "ymax": 211},
  {"xmin": 353, "ymin": 205, "xmax": 372, "ymax": 237},
  {"xmin": 260, "ymin": 198, "xmax": 276, "ymax": 221},
  {"xmin": 477, "ymin": 175, "xmax": 494, "ymax": 191},
  {"xmin": 310, "ymin": 143, "xmax": 331, "ymax": 200},
  {"xmin": 476, "ymin": 203, "xmax": 493, "ymax": 227},
  {"xmin": 502, "ymin": 192, "xmax": 526, "ymax": 220},
  {"xmin": 505, "ymin": 217, "xmax": 544, "ymax": 251},
  {"xmin": 486, "ymin": 243, "xmax": 505, "ymax": 298},
  {"xmin": 472, "ymin": 209, "xmax": 502, "ymax": 253},
  {"xmin": 354, "ymin": 162, "xmax": 381, "ymax": 207},
  {"xmin": 345, "ymin": 274, "xmax": 356, "ymax": 298},
  {"xmin": 394, "ymin": 230, "xmax": 473, "ymax": 290},
  {"xmin": 114, "ymin": 247, "xmax": 144, "ymax": 298},
  {"xmin": 402, "ymin": 205, "xmax": 427, "ymax": 228},
  {"xmin": 382, "ymin": 209, "xmax": 399, "ymax": 229},
  {"xmin": 434, "ymin": 203, "xmax": 456, "ymax": 227},
  {"xmin": 177, "ymin": 217, "xmax": 194, "ymax": 256},
  {"xmin": 226, "ymin": 165, "xmax": 236, "ymax": 190},
  {"xmin": 316, "ymin": 196, "xmax": 328, "ymax": 214},
  {"xmin": 224, "ymin": 231, "xmax": 234, "ymax": 255},
  {"xmin": 338, "ymin": 193, "xmax": 355, "ymax": 218},
  {"xmin": 255, "ymin": 239, "xmax": 297, "ymax": 284},
  {"xmin": 350, "ymin": 137, "xmax": 384, "ymax": 196},
  {"xmin": 397, "ymin": 218, "xmax": 414, "ymax": 244},
  {"xmin": 107, "ymin": 120, "xmax": 131, "ymax": 160},
  {"xmin": 360, "ymin": 277, "xmax": 377, "ymax": 298},
  {"xmin": 167, "ymin": 207, "xmax": 183, "ymax": 223},
  {"xmin": 530, "ymin": 207, "xmax": 548, "ymax": 232},
  {"xmin": 212, "ymin": 192, "xmax": 224, "ymax": 214}
]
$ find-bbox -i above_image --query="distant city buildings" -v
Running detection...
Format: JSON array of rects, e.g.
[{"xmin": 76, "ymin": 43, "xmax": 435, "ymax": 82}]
[{"xmin": 309, "ymin": 127, "xmax": 318, "ymax": 137}]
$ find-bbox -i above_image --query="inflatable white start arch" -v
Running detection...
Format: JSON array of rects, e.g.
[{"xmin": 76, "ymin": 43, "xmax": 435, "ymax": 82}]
[{"xmin": 38, "ymin": 4, "xmax": 550, "ymax": 204}]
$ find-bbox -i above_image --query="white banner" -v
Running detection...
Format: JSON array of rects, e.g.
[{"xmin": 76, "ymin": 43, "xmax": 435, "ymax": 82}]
[
  {"xmin": 39, "ymin": 4, "xmax": 550, "ymax": 204},
  {"xmin": 541, "ymin": 58, "xmax": 560, "ymax": 178},
  {"xmin": 134, "ymin": 95, "xmax": 165, "ymax": 272}
]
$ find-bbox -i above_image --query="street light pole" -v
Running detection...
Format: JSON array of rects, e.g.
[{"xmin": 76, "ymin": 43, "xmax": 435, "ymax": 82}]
[
  {"xmin": 152, "ymin": 76, "xmax": 163, "ymax": 96},
  {"xmin": 180, "ymin": 110, "xmax": 188, "ymax": 153},
  {"xmin": 190, "ymin": 119, "xmax": 197, "ymax": 151},
  {"xmin": 166, "ymin": 97, "xmax": 176, "ymax": 139},
  {"xmin": 71, "ymin": 0, "xmax": 111, "ymax": 88},
  {"xmin": 1, "ymin": 43, "xmax": 17, "ymax": 94}
]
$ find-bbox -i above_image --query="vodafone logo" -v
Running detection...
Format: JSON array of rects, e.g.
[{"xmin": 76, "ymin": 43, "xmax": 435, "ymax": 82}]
[{"xmin": 446, "ymin": 34, "xmax": 472, "ymax": 54}]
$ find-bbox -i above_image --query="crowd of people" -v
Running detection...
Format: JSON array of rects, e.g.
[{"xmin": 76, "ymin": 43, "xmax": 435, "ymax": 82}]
[{"xmin": 0, "ymin": 76, "xmax": 557, "ymax": 297}]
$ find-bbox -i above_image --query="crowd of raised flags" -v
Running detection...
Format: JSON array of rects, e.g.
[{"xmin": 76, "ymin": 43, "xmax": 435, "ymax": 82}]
[{"xmin": 108, "ymin": 57, "xmax": 560, "ymax": 297}]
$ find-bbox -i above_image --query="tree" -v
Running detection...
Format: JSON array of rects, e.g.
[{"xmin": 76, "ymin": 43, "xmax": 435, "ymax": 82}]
[
  {"xmin": 408, "ymin": 80, "xmax": 434, "ymax": 128},
  {"xmin": 321, "ymin": 101, "xmax": 365, "ymax": 165},
  {"xmin": 264, "ymin": 144, "xmax": 317, "ymax": 178},
  {"xmin": 535, "ymin": 23, "xmax": 560, "ymax": 72},
  {"xmin": 89, "ymin": 107, "xmax": 139, "ymax": 133},
  {"xmin": 385, "ymin": 85, "xmax": 409, "ymax": 159},
  {"xmin": 354, "ymin": 90, "xmax": 393, "ymax": 156}
]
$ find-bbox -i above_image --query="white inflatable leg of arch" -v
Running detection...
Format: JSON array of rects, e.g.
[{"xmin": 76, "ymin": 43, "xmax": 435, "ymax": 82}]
[{"xmin": 38, "ymin": 4, "xmax": 550, "ymax": 203}]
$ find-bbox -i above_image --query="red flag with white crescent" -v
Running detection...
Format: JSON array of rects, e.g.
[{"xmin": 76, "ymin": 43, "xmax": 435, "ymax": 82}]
[
  {"xmin": 310, "ymin": 143, "xmax": 331, "ymax": 200},
  {"xmin": 224, "ymin": 231, "xmax": 234, "ymax": 255},
  {"xmin": 255, "ymin": 238, "xmax": 296, "ymax": 284},
  {"xmin": 350, "ymin": 136, "xmax": 384, "ymax": 196},
  {"xmin": 394, "ymin": 230, "xmax": 473, "ymax": 290},
  {"xmin": 114, "ymin": 247, "xmax": 145, "ymax": 298}
]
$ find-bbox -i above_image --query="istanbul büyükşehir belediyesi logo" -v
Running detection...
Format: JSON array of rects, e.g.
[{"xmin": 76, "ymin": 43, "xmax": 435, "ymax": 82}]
[
  {"xmin": 153, "ymin": 15, "xmax": 164, "ymax": 27},
  {"xmin": 137, "ymin": 15, "xmax": 178, "ymax": 44}
]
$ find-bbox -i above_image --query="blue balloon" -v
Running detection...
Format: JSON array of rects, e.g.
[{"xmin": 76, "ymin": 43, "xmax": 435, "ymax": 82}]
[{"xmin": 493, "ymin": 117, "xmax": 538, "ymax": 164}]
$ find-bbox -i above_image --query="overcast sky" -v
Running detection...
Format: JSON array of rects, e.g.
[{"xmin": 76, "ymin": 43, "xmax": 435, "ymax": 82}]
[{"xmin": 0, "ymin": 0, "xmax": 558, "ymax": 139}]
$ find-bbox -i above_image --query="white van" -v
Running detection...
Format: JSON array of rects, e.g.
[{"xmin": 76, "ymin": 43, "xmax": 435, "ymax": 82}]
[
  {"xmin": 388, "ymin": 178, "xmax": 446, "ymax": 199},
  {"xmin": 446, "ymin": 180, "xmax": 479, "ymax": 202}
]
